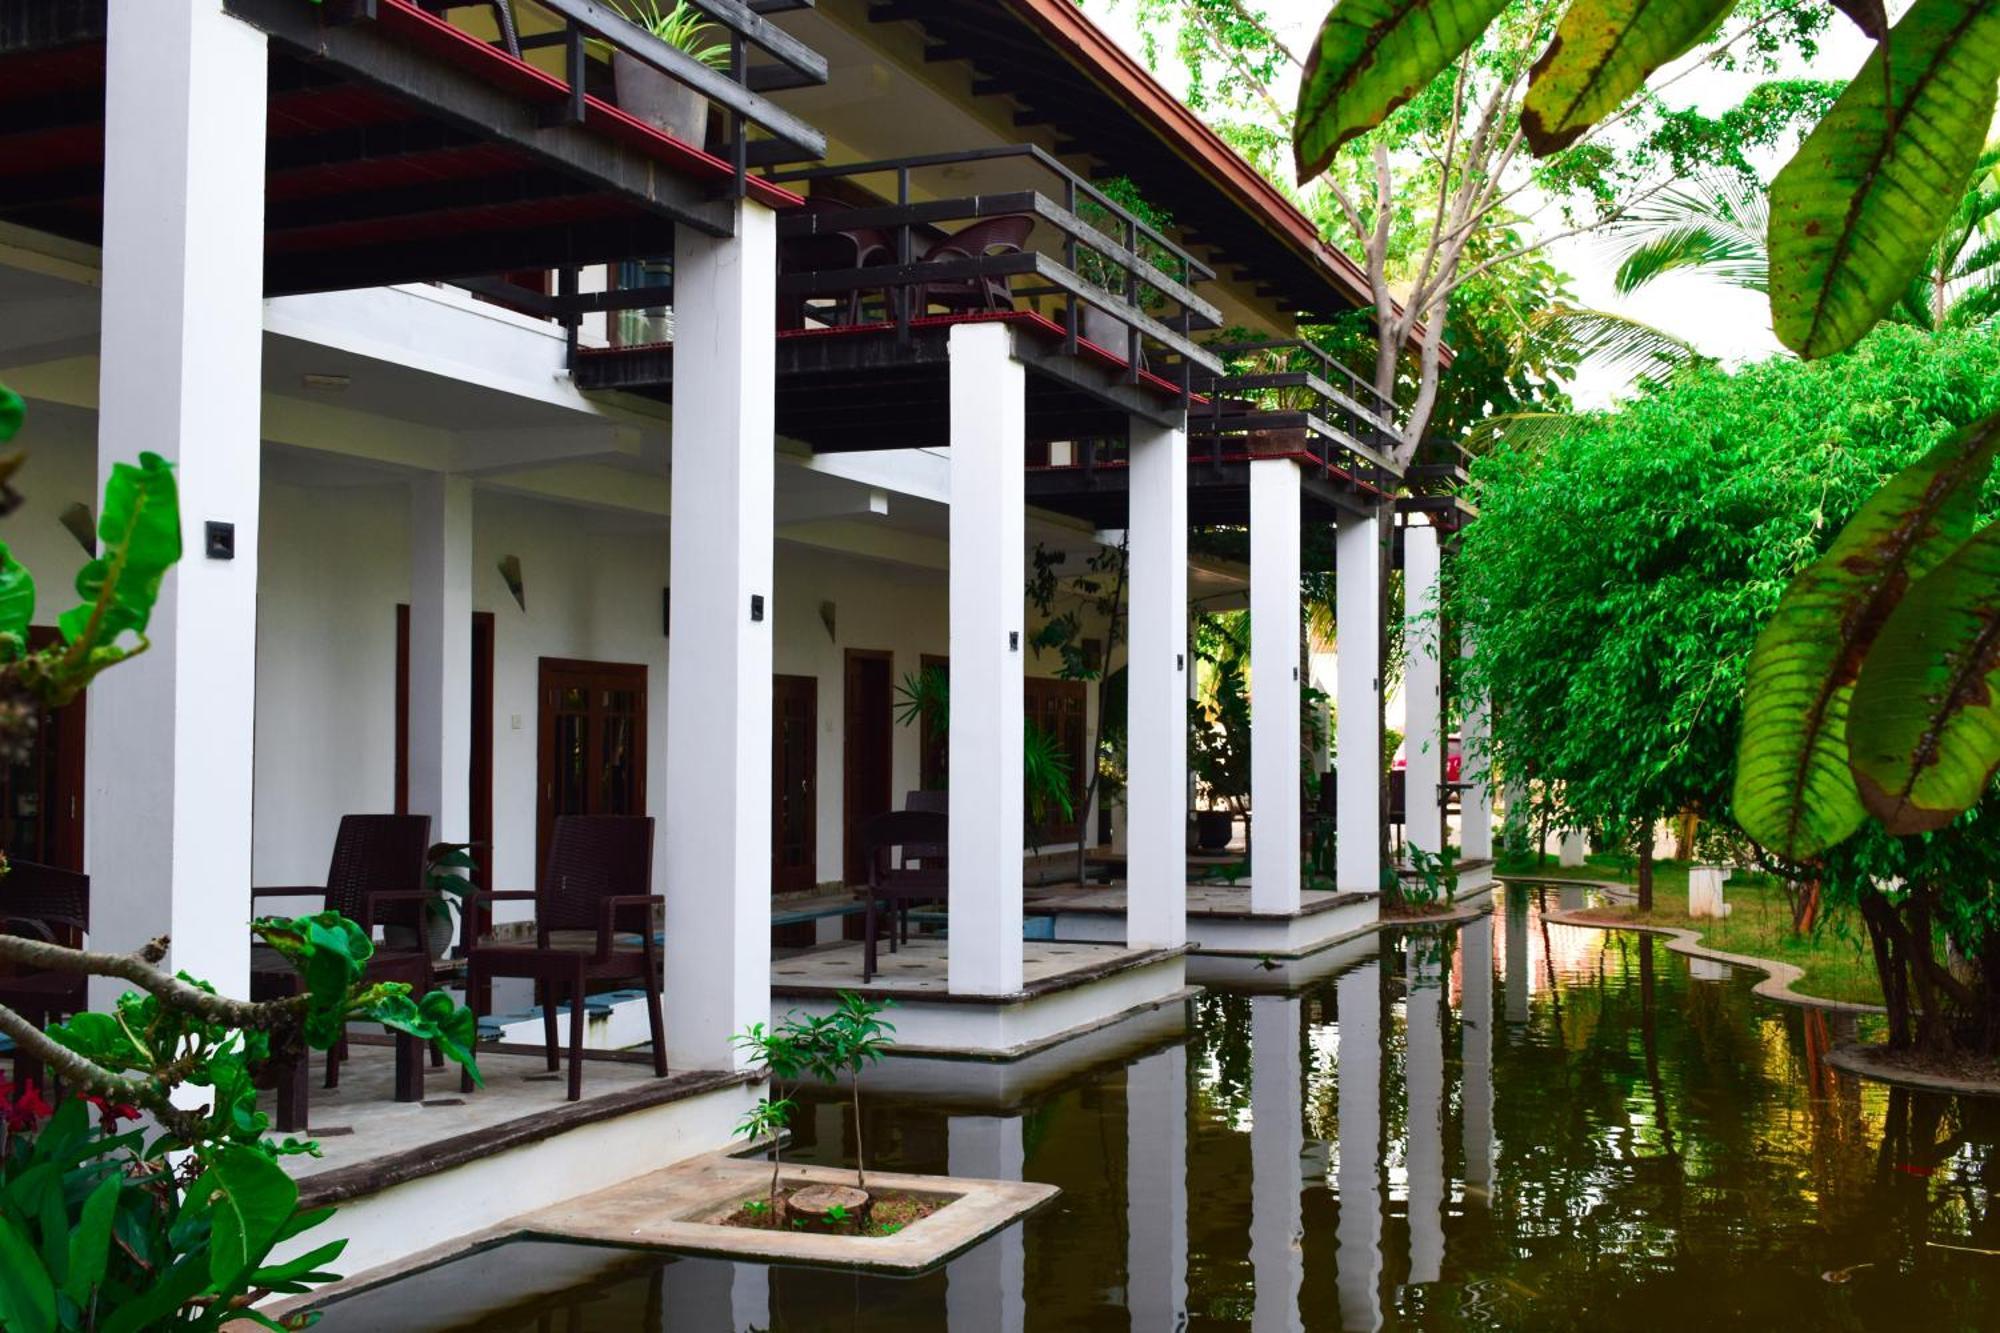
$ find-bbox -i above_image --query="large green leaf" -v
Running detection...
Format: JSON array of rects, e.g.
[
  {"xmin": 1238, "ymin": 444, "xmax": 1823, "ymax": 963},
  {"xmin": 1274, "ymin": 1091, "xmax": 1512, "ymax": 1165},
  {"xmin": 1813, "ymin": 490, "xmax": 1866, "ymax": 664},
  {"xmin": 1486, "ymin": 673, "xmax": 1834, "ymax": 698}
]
[
  {"xmin": 197, "ymin": 1145, "xmax": 299, "ymax": 1292},
  {"xmin": 1848, "ymin": 521, "xmax": 2000, "ymax": 832},
  {"xmin": 58, "ymin": 452, "xmax": 180, "ymax": 650},
  {"xmin": 61, "ymin": 1175, "xmax": 122, "ymax": 1305},
  {"xmin": 0, "ymin": 1213, "xmax": 56, "ymax": 1333},
  {"xmin": 0, "ymin": 541, "xmax": 37, "ymax": 659},
  {"xmin": 1521, "ymin": 0, "xmax": 1738, "ymax": 155},
  {"xmin": 1767, "ymin": 0, "xmax": 2000, "ymax": 359},
  {"xmin": 1733, "ymin": 411, "xmax": 2000, "ymax": 859},
  {"xmin": 1293, "ymin": 0, "xmax": 1509, "ymax": 183}
]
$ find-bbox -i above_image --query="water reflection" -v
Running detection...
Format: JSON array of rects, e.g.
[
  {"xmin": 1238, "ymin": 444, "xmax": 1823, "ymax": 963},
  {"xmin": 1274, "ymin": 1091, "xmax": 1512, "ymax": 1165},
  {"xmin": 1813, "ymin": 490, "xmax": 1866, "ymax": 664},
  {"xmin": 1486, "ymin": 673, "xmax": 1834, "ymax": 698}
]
[{"xmin": 314, "ymin": 887, "xmax": 2000, "ymax": 1331}]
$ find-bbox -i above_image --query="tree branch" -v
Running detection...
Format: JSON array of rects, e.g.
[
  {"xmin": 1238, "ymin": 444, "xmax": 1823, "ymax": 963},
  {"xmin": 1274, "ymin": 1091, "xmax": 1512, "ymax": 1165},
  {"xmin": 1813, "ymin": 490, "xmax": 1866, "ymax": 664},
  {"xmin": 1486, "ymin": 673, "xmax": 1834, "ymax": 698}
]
[{"xmin": 0, "ymin": 933, "xmax": 304, "ymax": 1031}]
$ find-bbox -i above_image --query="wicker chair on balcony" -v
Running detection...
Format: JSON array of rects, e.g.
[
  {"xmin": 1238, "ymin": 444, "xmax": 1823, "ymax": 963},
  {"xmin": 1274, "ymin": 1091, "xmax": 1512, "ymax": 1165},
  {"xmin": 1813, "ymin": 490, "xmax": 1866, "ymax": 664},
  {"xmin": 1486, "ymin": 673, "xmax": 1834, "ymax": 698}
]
[
  {"xmin": 462, "ymin": 815, "xmax": 664, "ymax": 1101},
  {"xmin": 856, "ymin": 809, "xmax": 948, "ymax": 983},
  {"xmin": 917, "ymin": 214, "xmax": 1036, "ymax": 316},
  {"xmin": 0, "ymin": 861, "xmax": 88, "ymax": 1088},
  {"xmin": 250, "ymin": 813, "xmax": 439, "ymax": 1090}
]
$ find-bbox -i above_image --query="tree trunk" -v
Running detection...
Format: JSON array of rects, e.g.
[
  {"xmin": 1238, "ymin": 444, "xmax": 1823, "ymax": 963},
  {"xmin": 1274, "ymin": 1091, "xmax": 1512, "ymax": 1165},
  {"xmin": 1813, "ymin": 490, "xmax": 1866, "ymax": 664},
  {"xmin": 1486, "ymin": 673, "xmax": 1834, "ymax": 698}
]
[
  {"xmin": 1635, "ymin": 837, "xmax": 1654, "ymax": 915},
  {"xmin": 1791, "ymin": 877, "xmax": 1820, "ymax": 934},
  {"xmin": 851, "ymin": 1077, "xmax": 867, "ymax": 1194}
]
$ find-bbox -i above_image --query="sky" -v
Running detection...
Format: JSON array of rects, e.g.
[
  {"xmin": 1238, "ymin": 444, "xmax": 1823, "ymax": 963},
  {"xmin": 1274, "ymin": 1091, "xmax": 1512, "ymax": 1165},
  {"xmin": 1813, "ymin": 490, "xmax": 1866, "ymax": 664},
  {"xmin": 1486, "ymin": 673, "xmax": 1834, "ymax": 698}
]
[{"xmin": 1083, "ymin": 1, "xmax": 1885, "ymax": 407}]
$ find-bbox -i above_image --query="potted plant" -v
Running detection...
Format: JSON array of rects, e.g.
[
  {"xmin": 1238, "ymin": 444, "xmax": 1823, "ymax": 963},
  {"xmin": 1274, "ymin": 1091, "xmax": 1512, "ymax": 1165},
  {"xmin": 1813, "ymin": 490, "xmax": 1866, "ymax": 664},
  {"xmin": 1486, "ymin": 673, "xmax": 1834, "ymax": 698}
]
[
  {"xmin": 610, "ymin": 1, "xmax": 730, "ymax": 147},
  {"xmin": 1189, "ymin": 623, "xmax": 1250, "ymax": 850},
  {"xmin": 1072, "ymin": 176, "xmax": 1175, "ymax": 352},
  {"xmin": 418, "ymin": 841, "xmax": 480, "ymax": 959}
]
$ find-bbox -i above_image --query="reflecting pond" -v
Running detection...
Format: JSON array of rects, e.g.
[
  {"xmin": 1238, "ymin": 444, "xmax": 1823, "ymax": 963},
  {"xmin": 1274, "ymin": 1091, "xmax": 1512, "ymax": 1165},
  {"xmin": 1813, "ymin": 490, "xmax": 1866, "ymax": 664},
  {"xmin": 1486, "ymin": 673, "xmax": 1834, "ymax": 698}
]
[{"xmin": 313, "ymin": 887, "xmax": 2000, "ymax": 1330}]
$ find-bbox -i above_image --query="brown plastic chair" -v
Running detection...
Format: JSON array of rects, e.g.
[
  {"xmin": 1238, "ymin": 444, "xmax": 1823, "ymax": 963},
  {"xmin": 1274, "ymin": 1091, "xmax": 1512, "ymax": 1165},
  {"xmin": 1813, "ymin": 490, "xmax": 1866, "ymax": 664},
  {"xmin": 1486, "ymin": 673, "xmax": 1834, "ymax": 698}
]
[
  {"xmin": 0, "ymin": 861, "xmax": 88, "ymax": 1089},
  {"xmin": 856, "ymin": 810, "xmax": 948, "ymax": 983},
  {"xmin": 918, "ymin": 215, "xmax": 1035, "ymax": 315},
  {"xmin": 250, "ymin": 814, "xmax": 438, "ymax": 1089},
  {"xmin": 462, "ymin": 815, "xmax": 664, "ymax": 1101}
]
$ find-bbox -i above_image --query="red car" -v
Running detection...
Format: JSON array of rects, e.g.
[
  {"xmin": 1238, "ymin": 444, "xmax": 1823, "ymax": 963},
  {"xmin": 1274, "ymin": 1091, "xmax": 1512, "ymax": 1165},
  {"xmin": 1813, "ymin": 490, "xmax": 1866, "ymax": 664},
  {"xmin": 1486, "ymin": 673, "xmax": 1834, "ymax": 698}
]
[{"xmin": 1393, "ymin": 734, "xmax": 1462, "ymax": 784}]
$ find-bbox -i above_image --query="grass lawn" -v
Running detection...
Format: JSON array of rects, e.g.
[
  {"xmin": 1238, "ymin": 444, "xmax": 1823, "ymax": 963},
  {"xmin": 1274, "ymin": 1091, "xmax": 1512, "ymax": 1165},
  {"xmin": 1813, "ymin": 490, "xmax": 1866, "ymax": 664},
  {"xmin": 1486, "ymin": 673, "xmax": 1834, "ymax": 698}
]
[{"xmin": 1497, "ymin": 855, "xmax": 1884, "ymax": 1007}]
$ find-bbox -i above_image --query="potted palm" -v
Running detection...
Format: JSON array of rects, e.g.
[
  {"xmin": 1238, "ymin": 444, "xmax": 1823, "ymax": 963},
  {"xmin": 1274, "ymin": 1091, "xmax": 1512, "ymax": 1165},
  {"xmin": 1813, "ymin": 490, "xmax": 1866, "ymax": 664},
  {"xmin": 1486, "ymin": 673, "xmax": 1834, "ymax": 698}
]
[{"xmin": 611, "ymin": 1, "xmax": 730, "ymax": 147}]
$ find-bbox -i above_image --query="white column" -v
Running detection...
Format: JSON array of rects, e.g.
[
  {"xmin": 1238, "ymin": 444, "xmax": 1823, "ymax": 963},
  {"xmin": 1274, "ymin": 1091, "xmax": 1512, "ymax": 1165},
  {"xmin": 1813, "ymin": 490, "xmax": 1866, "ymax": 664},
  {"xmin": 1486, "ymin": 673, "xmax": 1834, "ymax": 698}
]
[
  {"xmin": 1335, "ymin": 510, "xmax": 1383, "ymax": 896},
  {"xmin": 1403, "ymin": 523, "xmax": 1443, "ymax": 858},
  {"xmin": 1126, "ymin": 419, "xmax": 1187, "ymax": 949},
  {"xmin": 947, "ymin": 323, "xmax": 1025, "ymax": 996},
  {"xmin": 1460, "ymin": 914, "xmax": 1496, "ymax": 1202},
  {"xmin": 946, "ymin": 1116, "xmax": 1025, "ymax": 1333},
  {"xmin": 1460, "ymin": 667, "xmax": 1494, "ymax": 864},
  {"xmin": 1249, "ymin": 459, "xmax": 1301, "ymax": 913},
  {"xmin": 1336, "ymin": 959, "xmax": 1384, "ymax": 1332},
  {"xmin": 1405, "ymin": 940, "xmax": 1445, "ymax": 1285},
  {"xmin": 407, "ymin": 475, "xmax": 473, "ymax": 864},
  {"xmin": 1126, "ymin": 1047, "xmax": 1187, "ymax": 1328},
  {"xmin": 729, "ymin": 1264, "xmax": 769, "ymax": 1333},
  {"xmin": 87, "ymin": 0, "xmax": 267, "ymax": 1006},
  {"xmin": 1250, "ymin": 995, "xmax": 1303, "ymax": 1333},
  {"xmin": 664, "ymin": 200, "xmax": 776, "ymax": 1069}
]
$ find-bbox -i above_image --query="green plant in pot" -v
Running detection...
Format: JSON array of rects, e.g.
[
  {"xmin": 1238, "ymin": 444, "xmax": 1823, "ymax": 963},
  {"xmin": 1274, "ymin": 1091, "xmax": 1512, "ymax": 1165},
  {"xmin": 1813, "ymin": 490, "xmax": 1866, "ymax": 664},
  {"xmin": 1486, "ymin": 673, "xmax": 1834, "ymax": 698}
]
[
  {"xmin": 609, "ymin": 0, "xmax": 729, "ymax": 146},
  {"xmin": 1072, "ymin": 176, "xmax": 1175, "ymax": 353},
  {"xmin": 417, "ymin": 841, "xmax": 480, "ymax": 959},
  {"xmin": 892, "ymin": 664, "xmax": 1077, "ymax": 847}
]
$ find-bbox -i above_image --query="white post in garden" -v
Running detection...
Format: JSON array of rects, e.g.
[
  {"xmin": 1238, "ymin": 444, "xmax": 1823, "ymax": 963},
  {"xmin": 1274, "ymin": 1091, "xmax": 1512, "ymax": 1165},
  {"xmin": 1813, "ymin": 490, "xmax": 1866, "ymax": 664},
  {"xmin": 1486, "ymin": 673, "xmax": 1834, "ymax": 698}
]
[
  {"xmin": 1404, "ymin": 522, "xmax": 1444, "ymax": 859},
  {"xmin": 1250, "ymin": 994, "xmax": 1303, "ymax": 1333},
  {"xmin": 946, "ymin": 1116, "xmax": 1026, "ymax": 1333},
  {"xmin": 1406, "ymin": 938, "xmax": 1446, "ymax": 1283},
  {"xmin": 1249, "ymin": 459, "xmax": 1301, "ymax": 913},
  {"xmin": 407, "ymin": 475, "xmax": 473, "ymax": 928},
  {"xmin": 1125, "ymin": 1046, "xmax": 1187, "ymax": 1327},
  {"xmin": 1461, "ymin": 638, "xmax": 1495, "ymax": 864},
  {"xmin": 1336, "ymin": 509, "xmax": 1384, "ymax": 896},
  {"xmin": 1336, "ymin": 958, "xmax": 1385, "ymax": 1332},
  {"xmin": 664, "ymin": 199, "xmax": 776, "ymax": 1069},
  {"xmin": 1461, "ymin": 913, "xmax": 1496, "ymax": 1201},
  {"xmin": 87, "ymin": 0, "xmax": 267, "ymax": 1006},
  {"xmin": 1126, "ymin": 418, "xmax": 1188, "ymax": 948},
  {"xmin": 947, "ymin": 323, "xmax": 1025, "ymax": 996}
]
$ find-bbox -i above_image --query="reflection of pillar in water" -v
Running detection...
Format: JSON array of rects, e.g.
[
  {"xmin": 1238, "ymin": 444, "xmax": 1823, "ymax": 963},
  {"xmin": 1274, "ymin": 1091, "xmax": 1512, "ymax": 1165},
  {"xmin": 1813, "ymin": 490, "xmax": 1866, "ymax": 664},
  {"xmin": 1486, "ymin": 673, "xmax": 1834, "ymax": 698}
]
[
  {"xmin": 730, "ymin": 1262, "xmax": 769, "ymax": 1332},
  {"xmin": 1504, "ymin": 887, "xmax": 1530, "ymax": 1025},
  {"xmin": 1558, "ymin": 884, "xmax": 1587, "ymax": 913},
  {"xmin": 1405, "ymin": 940, "xmax": 1445, "ymax": 1285},
  {"xmin": 1127, "ymin": 1047, "xmax": 1188, "ymax": 1330},
  {"xmin": 1336, "ymin": 962, "xmax": 1385, "ymax": 1333},
  {"xmin": 664, "ymin": 1258, "xmax": 737, "ymax": 1328},
  {"xmin": 1460, "ymin": 915, "xmax": 1496, "ymax": 1202},
  {"xmin": 946, "ymin": 1116, "xmax": 1025, "ymax": 1333},
  {"xmin": 1250, "ymin": 996, "xmax": 1303, "ymax": 1333}
]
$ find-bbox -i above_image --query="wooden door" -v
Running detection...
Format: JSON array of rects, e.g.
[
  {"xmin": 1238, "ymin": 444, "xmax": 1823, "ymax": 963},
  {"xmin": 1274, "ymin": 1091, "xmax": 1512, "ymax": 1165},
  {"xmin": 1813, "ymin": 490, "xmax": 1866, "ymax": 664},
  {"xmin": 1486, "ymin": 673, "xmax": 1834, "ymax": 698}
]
[
  {"xmin": 842, "ymin": 649, "xmax": 894, "ymax": 885},
  {"xmin": 772, "ymin": 675, "xmax": 817, "ymax": 894},
  {"xmin": 1025, "ymin": 676, "xmax": 1088, "ymax": 844},
  {"xmin": 0, "ymin": 627, "xmax": 84, "ymax": 870},
  {"xmin": 537, "ymin": 658, "xmax": 648, "ymax": 876}
]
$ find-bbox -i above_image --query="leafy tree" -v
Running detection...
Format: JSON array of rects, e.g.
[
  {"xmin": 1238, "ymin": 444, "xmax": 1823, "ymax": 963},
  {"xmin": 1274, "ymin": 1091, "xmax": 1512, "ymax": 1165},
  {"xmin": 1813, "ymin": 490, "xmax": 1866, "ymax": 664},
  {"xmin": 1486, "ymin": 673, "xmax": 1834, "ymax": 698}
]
[{"xmin": 1454, "ymin": 323, "xmax": 2000, "ymax": 910}]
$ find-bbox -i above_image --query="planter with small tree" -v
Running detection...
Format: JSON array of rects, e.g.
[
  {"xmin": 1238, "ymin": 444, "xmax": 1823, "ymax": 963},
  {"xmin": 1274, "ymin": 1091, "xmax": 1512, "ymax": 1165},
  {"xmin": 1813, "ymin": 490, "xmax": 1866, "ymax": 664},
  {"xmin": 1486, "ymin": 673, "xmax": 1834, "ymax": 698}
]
[{"xmin": 609, "ymin": 1, "xmax": 729, "ymax": 147}]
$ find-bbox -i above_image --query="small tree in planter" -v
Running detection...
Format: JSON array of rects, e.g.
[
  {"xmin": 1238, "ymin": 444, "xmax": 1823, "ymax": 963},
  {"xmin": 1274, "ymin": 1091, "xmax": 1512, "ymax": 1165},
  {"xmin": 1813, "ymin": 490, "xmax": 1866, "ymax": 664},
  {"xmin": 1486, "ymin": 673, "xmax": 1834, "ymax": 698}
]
[
  {"xmin": 608, "ymin": 1, "xmax": 730, "ymax": 146},
  {"xmin": 801, "ymin": 991, "xmax": 896, "ymax": 1196},
  {"xmin": 729, "ymin": 1018, "xmax": 813, "ymax": 1221}
]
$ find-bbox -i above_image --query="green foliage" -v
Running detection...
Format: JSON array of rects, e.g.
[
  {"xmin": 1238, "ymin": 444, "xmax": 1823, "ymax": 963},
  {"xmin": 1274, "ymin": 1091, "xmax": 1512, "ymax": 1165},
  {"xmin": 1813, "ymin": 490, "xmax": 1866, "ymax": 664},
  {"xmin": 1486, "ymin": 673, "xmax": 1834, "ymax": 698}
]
[
  {"xmin": 1189, "ymin": 613, "xmax": 1252, "ymax": 814},
  {"xmin": 1847, "ymin": 524, "xmax": 2000, "ymax": 832},
  {"xmin": 1293, "ymin": 0, "xmax": 1513, "ymax": 182},
  {"xmin": 735, "ymin": 995, "xmax": 895, "ymax": 1195},
  {"xmin": 1768, "ymin": 0, "xmax": 2000, "ymax": 358},
  {"xmin": 1735, "ymin": 415, "xmax": 2000, "ymax": 858},
  {"xmin": 1399, "ymin": 844, "xmax": 1459, "ymax": 906},
  {"xmin": 422, "ymin": 841, "xmax": 480, "ymax": 932},
  {"xmin": 1457, "ymin": 322, "xmax": 2000, "ymax": 845},
  {"xmin": 1608, "ymin": 171, "xmax": 1770, "ymax": 296},
  {"xmin": 1520, "ymin": 0, "xmax": 1736, "ymax": 156},
  {"xmin": 0, "ymin": 385, "xmax": 21, "ymax": 446},
  {"xmin": 889, "ymin": 658, "xmax": 1076, "ymax": 838},
  {"xmin": 610, "ymin": 0, "xmax": 730, "ymax": 69}
]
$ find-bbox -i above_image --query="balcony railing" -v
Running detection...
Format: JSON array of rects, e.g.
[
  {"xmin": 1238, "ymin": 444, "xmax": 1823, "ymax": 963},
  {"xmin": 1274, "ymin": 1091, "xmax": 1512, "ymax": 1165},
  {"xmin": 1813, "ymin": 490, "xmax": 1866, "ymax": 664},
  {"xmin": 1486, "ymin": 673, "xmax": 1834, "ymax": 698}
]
[
  {"xmin": 1187, "ymin": 338, "xmax": 1404, "ymax": 490},
  {"xmin": 761, "ymin": 144, "xmax": 1225, "ymax": 391}
]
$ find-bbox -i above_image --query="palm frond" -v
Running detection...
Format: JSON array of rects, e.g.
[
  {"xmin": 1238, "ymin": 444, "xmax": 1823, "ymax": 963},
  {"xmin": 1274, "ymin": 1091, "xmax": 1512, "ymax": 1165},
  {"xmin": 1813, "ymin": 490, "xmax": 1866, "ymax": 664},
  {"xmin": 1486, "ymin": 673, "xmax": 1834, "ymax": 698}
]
[
  {"xmin": 1525, "ymin": 306, "xmax": 1706, "ymax": 382},
  {"xmin": 1458, "ymin": 411, "xmax": 1589, "ymax": 457},
  {"xmin": 1604, "ymin": 173, "xmax": 1770, "ymax": 296}
]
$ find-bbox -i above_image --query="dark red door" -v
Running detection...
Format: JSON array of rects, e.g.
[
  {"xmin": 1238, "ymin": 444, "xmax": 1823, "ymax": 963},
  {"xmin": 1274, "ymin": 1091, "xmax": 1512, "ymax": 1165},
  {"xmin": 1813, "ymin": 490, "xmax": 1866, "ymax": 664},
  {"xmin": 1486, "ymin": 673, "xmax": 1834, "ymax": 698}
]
[
  {"xmin": 842, "ymin": 650, "xmax": 893, "ymax": 884},
  {"xmin": 772, "ymin": 675, "xmax": 818, "ymax": 894}
]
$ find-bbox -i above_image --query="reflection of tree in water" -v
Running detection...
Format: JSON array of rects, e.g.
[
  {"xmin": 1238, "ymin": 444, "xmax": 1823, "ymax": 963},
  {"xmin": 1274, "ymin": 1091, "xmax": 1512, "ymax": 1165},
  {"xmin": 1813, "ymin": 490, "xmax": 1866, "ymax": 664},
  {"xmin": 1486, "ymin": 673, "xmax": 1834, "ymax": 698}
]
[{"xmin": 1191, "ymin": 991, "xmax": 1254, "ymax": 1126}]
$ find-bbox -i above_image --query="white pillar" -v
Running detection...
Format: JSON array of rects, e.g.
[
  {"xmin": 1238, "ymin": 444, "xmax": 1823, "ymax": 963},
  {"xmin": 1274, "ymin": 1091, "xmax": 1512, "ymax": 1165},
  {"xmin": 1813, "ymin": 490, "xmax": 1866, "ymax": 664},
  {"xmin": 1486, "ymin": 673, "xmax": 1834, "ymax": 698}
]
[
  {"xmin": 947, "ymin": 323, "xmax": 1025, "ymax": 996},
  {"xmin": 1405, "ymin": 939, "xmax": 1445, "ymax": 1285},
  {"xmin": 87, "ymin": 0, "xmax": 267, "ymax": 1005},
  {"xmin": 1459, "ymin": 635, "xmax": 1494, "ymax": 864},
  {"xmin": 1335, "ymin": 510, "xmax": 1383, "ymax": 896},
  {"xmin": 407, "ymin": 475, "xmax": 473, "ymax": 866},
  {"xmin": 1403, "ymin": 523, "xmax": 1443, "ymax": 858},
  {"xmin": 1249, "ymin": 459, "xmax": 1301, "ymax": 913},
  {"xmin": 1460, "ymin": 914, "xmax": 1495, "ymax": 1202},
  {"xmin": 1126, "ymin": 1047, "xmax": 1187, "ymax": 1328},
  {"xmin": 1250, "ymin": 994, "xmax": 1303, "ymax": 1333},
  {"xmin": 1126, "ymin": 419, "xmax": 1187, "ymax": 948},
  {"xmin": 946, "ymin": 1116, "xmax": 1025, "ymax": 1333},
  {"xmin": 1336, "ymin": 959, "xmax": 1384, "ymax": 1332},
  {"xmin": 664, "ymin": 200, "xmax": 776, "ymax": 1069}
]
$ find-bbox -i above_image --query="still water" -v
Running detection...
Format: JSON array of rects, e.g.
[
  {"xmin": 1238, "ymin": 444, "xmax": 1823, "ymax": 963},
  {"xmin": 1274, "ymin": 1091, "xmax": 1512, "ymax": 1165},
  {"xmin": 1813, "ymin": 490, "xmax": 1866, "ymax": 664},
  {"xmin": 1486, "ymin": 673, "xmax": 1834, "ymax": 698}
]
[{"xmin": 314, "ymin": 887, "xmax": 2000, "ymax": 1330}]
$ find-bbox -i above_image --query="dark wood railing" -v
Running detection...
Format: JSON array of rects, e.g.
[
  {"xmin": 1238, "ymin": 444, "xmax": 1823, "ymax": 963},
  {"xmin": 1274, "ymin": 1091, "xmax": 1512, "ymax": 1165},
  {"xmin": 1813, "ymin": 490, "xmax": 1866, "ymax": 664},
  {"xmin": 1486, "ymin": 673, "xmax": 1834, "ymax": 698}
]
[
  {"xmin": 764, "ymin": 144, "xmax": 1225, "ymax": 387},
  {"xmin": 1188, "ymin": 337, "xmax": 1404, "ymax": 486}
]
